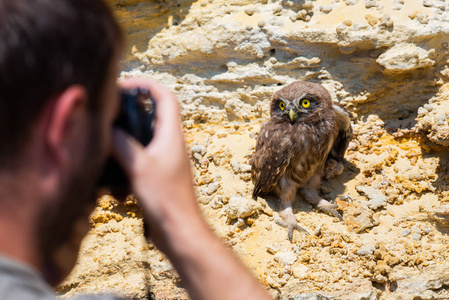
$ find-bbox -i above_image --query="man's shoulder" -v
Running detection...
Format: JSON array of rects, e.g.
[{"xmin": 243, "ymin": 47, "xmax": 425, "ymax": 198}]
[
  {"xmin": 0, "ymin": 255, "xmax": 126, "ymax": 300},
  {"xmin": 0, "ymin": 255, "xmax": 55, "ymax": 300}
]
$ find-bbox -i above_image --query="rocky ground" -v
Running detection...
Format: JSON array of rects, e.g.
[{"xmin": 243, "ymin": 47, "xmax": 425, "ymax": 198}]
[{"xmin": 59, "ymin": 0, "xmax": 449, "ymax": 299}]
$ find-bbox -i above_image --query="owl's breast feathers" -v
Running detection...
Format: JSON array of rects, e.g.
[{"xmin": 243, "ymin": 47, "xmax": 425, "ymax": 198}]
[{"xmin": 251, "ymin": 116, "xmax": 340, "ymax": 199}]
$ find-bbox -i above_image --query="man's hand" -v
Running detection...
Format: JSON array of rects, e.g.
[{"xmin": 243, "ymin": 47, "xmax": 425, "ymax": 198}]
[
  {"xmin": 112, "ymin": 79, "xmax": 272, "ymax": 300},
  {"xmin": 112, "ymin": 78, "xmax": 199, "ymax": 251}
]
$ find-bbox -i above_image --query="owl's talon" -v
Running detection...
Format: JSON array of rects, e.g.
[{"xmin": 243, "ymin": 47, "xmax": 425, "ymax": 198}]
[
  {"xmin": 274, "ymin": 219, "xmax": 287, "ymax": 228},
  {"xmin": 317, "ymin": 201, "xmax": 343, "ymax": 220},
  {"xmin": 275, "ymin": 215, "xmax": 309, "ymax": 242},
  {"xmin": 287, "ymin": 224, "xmax": 309, "ymax": 242},
  {"xmin": 338, "ymin": 195, "xmax": 353, "ymax": 202},
  {"xmin": 287, "ymin": 226, "xmax": 294, "ymax": 242}
]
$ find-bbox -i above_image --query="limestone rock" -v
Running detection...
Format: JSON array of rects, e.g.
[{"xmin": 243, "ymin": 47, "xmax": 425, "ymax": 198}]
[
  {"xmin": 356, "ymin": 185, "xmax": 387, "ymax": 210},
  {"xmin": 274, "ymin": 251, "xmax": 298, "ymax": 266},
  {"xmin": 337, "ymin": 197, "xmax": 379, "ymax": 233},
  {"xmin": 376, "ymin": 43, "xmax": 435, "ymax": 75},
  {"xmin": 225, "ymin": 196, "xmax": 261, "ymax": 220},
  {"xmin": 389, "ymin": 264, "xmax": 449, "ymax": 299},
  {"xmin": 427, "ymin": 205, "xmax": 449, "ymax": 227}
]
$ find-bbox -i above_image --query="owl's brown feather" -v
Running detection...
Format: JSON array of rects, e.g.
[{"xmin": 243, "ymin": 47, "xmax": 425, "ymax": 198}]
[
  {"xmin": 250, "ymin": 80, "xmax": 352, "ymax": 241},
  {"xmin": 252, "ymin": 117, "xmax": 338, "ymax": 199},
  {"xmin": 252, "ymin": 123, "xmax": 295, "ymax": 199},
  {"xmin": 328, "ymin": 104, "xmax": 353, "ymax": 161}
]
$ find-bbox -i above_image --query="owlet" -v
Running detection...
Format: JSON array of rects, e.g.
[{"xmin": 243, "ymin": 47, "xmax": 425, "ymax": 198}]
[{"xmin": 251, "ymin": 81, "xmax": 352, "ymax": 241}]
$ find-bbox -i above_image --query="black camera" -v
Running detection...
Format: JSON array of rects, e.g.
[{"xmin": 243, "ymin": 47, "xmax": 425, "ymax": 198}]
[{"xmin": 97, "ymin": 87, "xmax": 156, "ymax": 194}]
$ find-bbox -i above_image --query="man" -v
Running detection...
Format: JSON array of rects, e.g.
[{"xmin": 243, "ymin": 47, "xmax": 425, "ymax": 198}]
[{"xmin": 0, "ymin": 0, "xmax": 272, "ymax": 299}]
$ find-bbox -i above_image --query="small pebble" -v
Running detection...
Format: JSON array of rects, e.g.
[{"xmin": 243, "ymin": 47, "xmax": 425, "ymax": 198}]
[
  {"xmin": 356, "ymin": 248, "xmax": 373, "ymax": 256},
  {"xmin": 291, "ymin": 245, "xmax": 301, "ymax": 255},
  {"xmin": 366, "ymin": 14, "xmax": 378, "ymax": 26},
  {"xmin": 191, "ymin": 145, "xmax": 207, "ymax": 156},
  {"xmin": 412, "ymin": 233, "xmax": 422, "ymax": 241},
  {"xmin": 210, "ymin": 196, "xmax": 223, "ymax": 209},
  {"xmin": 423, "ymin": 104, "xmax": 434, "ymax": 112},
  {"xmin": 266, "ymin": 244, "xmax": 279, "ymax": 254},
  {"xmin": 274, "ymin": 252, "xmax": 297, "ymax": 266},
  {"xmin": 401, "ymin": 229, "xmax": 411, "ymax": 237},
  {"xmin": 344, "ymin": 0, "xmax": 359, "ymax": 5},
  {"xmin": 193, "ymin": 153, "xmax": 203, "ymax": 161},
  {"xmin": 244, "ymin": 6, "xmax": 255, "ymax": 16},
  {"xmin": 320, "ymin": 5, "xmax": 333, "ymax": 13},
  {"xmin": 408, "ymin": 171, "xmax": 423, "ymax": 181},
  {"xmin": 231, "ymin": 160, "xmax": 240, "ymax": 173},
  {"xmin": 297, "ymin": 10, "xmax": 307, "ymax": 19},
  {"xmin": 240, "ymin": 173, "xmax": 252, "ymax": 181},
  {"xmin": 303, "ymin": 1, "xmax": 314, "ymax": 10},
  {"xmin": 225, "ymin": 196, "xmax": 259, "ymax": 219},
  {"xmin": 411, "ymin": 226, "xmax": 422, "ymax": 234},
  {"xmin": 313, "ymin": 224, "xmax": 322, "ymax": 236},
  {"xmin": 356, "ymin": 185, "xmax": 387, "ymax": 209},
  {"xmin": 202, "ymin": 182, "xmax": 220, "ymax": 195},
  {"xmin": 417, "ymin": 107, "xmax": 428, "ymax": 117},
  {"xmin": 422, "ymin": 227, "xmax": 432, "ymax": 234},
  {"xmin": 239, "ymin": 164, "xmax": 252, "ymax": 173},
  {"xmin": 365, "ymin": 0, "xmax": 378, "ymax": 9},
  {"xmin": 198, "ymin": 196, "xmax": 211, "ymax": 205},
  {"xmin": 273, "ymin": 5, "xmax": 282, "ymax": 14},
  {"xmin": 183, "ymin": 120, "xmax": 193, "ymax": 129}
]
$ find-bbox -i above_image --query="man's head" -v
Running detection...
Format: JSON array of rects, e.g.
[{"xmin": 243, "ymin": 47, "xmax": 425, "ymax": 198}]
[
  {"xmin": 0, "ymin": 0, "xmax": 123, "ymax": 284},
  {"xmin": 0, "ymin": 0, "xmax": 122, "ymax": 167}
]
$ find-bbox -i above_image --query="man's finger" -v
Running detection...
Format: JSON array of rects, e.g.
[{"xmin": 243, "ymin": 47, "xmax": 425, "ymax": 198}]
[{"xmin": 111, "ymin": 128, "xmax": 144, "ymax": 176}]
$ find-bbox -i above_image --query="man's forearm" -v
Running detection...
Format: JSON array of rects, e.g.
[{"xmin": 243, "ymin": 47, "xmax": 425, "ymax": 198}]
[{"xmin": 158, "ymin": 200, "xmax": 272, "ymax": 300}]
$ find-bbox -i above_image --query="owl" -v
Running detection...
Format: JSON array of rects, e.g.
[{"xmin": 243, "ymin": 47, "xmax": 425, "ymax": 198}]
[{"xmin": 251, "ymin": 81, "xmax": 352, "ymax": 241}]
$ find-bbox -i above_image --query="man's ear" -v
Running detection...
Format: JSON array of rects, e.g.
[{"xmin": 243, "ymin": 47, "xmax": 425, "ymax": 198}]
[{"xmin": 45, "ymin": 85, "xmax": 88, "ymax": 164}]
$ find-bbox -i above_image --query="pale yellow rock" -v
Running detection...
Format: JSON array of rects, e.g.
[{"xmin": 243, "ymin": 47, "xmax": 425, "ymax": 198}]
[
  {"xmin": 60, "ymin": 0, "xmax": 449, "ymax": 299},
  {"xmin": 365, "ymin": 14, "xmax": 378, "ymax": 26}
]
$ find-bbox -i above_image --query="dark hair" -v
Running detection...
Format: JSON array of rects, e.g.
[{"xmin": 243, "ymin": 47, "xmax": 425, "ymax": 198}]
[{"xmin": 0, "ymin": 0, "xmax": 123, "ymax": 166}]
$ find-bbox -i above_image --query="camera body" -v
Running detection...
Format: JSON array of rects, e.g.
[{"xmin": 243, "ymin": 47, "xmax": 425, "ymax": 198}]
[{"xmin": 98, "ymin": 87, "xmax": 156, "ymax": 193}]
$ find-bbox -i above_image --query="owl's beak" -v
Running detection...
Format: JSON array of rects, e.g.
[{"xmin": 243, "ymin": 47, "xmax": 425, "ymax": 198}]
[{"xmin": 289, "ymin": 109, "xmax": 297, "ymax": 122}]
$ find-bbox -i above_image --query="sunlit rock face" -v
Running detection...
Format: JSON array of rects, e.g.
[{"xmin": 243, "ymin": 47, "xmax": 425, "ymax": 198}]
[
  {"xmin": 59, "ymin": 1, "xmax": 449, "ymax": 299},
  {"xmin": 111, "ymin": 0, "xmax": 449, "ymax": 131}
]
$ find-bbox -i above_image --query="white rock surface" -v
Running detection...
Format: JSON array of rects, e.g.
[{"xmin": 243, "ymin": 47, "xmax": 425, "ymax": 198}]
[
  {"xmin": 225, "ymin": 196, "xmax": 260, "ymax": 220},
  {"xmin": 356, "ymin": 185, "xmax": 388, "ymax": 210},
  {"xmin": 376, "ymin": 43, "xmax": 435, "ymax": 74},
  {"xmin": 274, "ymin": 251, "xmax": 298, "ymax": 266}
]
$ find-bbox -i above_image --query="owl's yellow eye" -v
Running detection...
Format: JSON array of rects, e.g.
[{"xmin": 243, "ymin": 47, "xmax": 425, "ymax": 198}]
[
  {"xmin": 279, "ymin": 101, "xmax": 285, "ymax": 110},
  {"xmin": 301, "ymin": 99, "xmax": 311, "ymax": 108}
]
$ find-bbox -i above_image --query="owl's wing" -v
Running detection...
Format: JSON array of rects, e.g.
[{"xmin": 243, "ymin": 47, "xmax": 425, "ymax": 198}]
[
  {"xmin": 329, "ymin": 104, "xmax": 352, "ymax": 160},
  {"xmin": 251, "ymin": 124, "xmax": 293, "ymax": 199}
]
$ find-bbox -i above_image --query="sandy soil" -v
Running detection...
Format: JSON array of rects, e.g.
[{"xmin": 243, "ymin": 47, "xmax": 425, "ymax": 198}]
[{"xmin": 59, "ymin": 109, "xmax": 449, "ymax": 299}]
